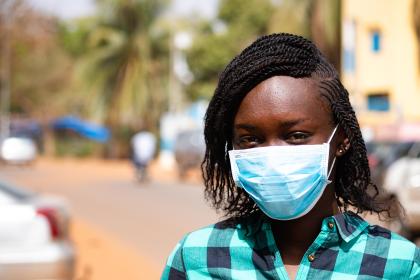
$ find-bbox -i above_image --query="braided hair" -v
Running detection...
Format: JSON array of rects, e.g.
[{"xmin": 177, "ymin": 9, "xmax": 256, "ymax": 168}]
[{"xmin": 202, "ymin": 33, "xmax": 395, "ymax": 219}]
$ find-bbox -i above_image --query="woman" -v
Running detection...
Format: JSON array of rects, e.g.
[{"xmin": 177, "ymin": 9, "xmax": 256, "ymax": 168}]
[{"xmin": 162, "ymin": 33, "xmax": 419, "ymax": 279}]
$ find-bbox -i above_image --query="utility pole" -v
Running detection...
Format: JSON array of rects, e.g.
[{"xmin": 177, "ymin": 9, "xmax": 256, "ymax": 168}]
[
  {"xmin": 0, "ymin": 0, "xmax": 11, "ymax": 142},
  {"xmin": 168, "ymin": 30, "xmax": 193, "ymax": 113},
  {"xmin": 168, "ymin": 31, "xmax": 178, "ymax": 113}
]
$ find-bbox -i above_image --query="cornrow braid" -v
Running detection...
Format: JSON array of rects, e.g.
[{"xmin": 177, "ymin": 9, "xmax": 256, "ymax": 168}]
[{"xmin": 202, "ymin": 33, "xmax": 394, "ymax": 219}]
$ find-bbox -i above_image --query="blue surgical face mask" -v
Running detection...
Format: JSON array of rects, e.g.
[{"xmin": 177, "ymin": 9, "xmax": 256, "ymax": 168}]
[{"xmin": 229, "ymin": 126, "xmax": 338, "ymax": 220}]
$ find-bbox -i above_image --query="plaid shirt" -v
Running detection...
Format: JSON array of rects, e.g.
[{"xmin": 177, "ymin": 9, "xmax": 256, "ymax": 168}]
[{"xmin": 162, "ymin": 212, "xmax": 420, "ymax": 279}]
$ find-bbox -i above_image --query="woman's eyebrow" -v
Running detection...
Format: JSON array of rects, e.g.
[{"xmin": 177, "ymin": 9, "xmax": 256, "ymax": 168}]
[
  {"xmin": 278, "ymin": 118, "xmax": 308, "ymax": 129},
  {"xmin": 234, "ymin": 118, "xmax": 310, "ymax": 131},
  {"xmin": 234, "ymin": 124, "xmax": 258, "ymax": 131}
]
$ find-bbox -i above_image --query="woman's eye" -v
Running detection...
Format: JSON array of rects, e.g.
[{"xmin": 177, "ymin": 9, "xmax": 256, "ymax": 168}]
[
  {"xmin": 238, "ymin": 136, "xmax": 260, "ymax": 147},
  {"xmin": 287, "ymin": 132, "xmax": 309, "ymax": 144}
]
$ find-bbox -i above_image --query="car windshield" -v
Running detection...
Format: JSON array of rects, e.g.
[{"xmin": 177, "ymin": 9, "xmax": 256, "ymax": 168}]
[{"xmin": 368, "ymin": 141, "xmax": 413, "ymax": 164}]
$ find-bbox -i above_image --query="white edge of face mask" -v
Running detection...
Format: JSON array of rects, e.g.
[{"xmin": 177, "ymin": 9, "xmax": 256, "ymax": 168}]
[
  {"xmin": 229, "ymin": 144, "xmax": 327, "ymax": 158},
  {"xmin": 228, "ymin": 150, "xmax": 240, "ymax": 183},
  {"xmin": 228, "ymin": 125, "xmax": 339, "ymax": 155}
]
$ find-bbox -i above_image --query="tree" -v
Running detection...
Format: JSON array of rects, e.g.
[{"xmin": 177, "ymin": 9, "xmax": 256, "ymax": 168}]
[
  {"xmin": 0, "ymin": 0, "xmax": 74, "ymax": 118},
  {"xmin": 78, "ymin": 0, "xmax": 169, "ymax": 157},
  {"xmin": 185, "ymin": 0, "xmax": 274, "ymax": 100},
  {"xmin": 185, "ymin": 0, "xmax": 341, "ymax": 101}
]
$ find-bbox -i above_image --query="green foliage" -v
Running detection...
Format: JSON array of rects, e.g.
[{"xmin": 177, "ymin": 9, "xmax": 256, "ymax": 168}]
[
  {"xmin": 71, "ymin": 0, "xmax": 170, "ymax": 157},
  {"xmin": 185, "ymin": 0, "xmax": 341, "ymax": 100},
  {"xmin": 78, "ymin": 0, "xmax": 169, "ymax": 123},
  {"xmin": 58, "ymin": 19, "xmax": 93, "ymax": 58},
  {"xmin": 219, "ymin": 0, "xmax": 273, "ymax": 35},
  {"xmin": 185, "ymin": 0, "xmax": 274, "ymax": 100},
  {"xmin": 188, "ymin": 34, "xmax": 233, "ymax": 82},
  {"xmin": 54, "ymin": 131, "xmax": 103, "ymax": 157}
]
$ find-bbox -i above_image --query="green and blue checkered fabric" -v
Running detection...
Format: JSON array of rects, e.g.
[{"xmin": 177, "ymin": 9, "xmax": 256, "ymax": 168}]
[{"xmin": 162, "ymin": 212, "xmax": 420, "ymax": 279}]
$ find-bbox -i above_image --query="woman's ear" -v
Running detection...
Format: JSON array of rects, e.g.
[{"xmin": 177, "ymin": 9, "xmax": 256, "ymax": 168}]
[{"xmin": 336, "ymin": 137, "xmax": 350, "ymax": 157}]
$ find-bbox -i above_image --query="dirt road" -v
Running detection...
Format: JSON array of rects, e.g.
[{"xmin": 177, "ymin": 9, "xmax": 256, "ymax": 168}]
[
  {"xmin": 0, "ymin": 158, "xmax": 220, "ymax": 279},
  {"xmin": 72, "ymin": 218, "xmax": 160, "ymax": 280}
]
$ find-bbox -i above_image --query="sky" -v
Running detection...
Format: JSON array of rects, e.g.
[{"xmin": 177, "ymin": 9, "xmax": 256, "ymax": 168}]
[
  {"xmin": 27, "ymin": 0, "xmax": 219, "ymax": 20},
  {"xmin": 27, "ymin": 0, "xmax": 96, "ymax": 19},
  {"xmin": 171, "ymin": 0, "xmax": 218, "ymax": 19}
]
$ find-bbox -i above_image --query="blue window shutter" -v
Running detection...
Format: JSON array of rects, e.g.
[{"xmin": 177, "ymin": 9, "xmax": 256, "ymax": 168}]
[
  {"xmin": 367, "ymin": 94, "xmax": 389, "ymax": 111},
  {"xmin": 371, "ymin": 31, "xmax": 381, "ymax": 52}
]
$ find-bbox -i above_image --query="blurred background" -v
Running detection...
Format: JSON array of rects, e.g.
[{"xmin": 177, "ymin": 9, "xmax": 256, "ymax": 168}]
[{"xmin": 1, "ymin": 0, "xmax": 420, "ymax": 279}]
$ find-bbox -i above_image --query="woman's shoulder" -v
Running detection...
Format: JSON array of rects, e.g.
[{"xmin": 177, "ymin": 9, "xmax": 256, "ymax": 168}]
[
  {"xmin": 362, "ymin": 222, "xmax": 419, "ymax": 257},
  {"xmin": 343, "ymin": 212, "xmax": 418, "ymax": 254},
  {"xmin": 362, "ymin": 223, "xmax": 420, "ymax": 278},
  {"xmin": 347, "ymin": 213, "xmax": 419, "ymax": 276}
]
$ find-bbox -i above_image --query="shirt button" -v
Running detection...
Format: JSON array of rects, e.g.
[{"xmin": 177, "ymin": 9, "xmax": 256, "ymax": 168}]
[
  {"xmin": 328, "ymin": 222, "xmax": 335, "ymax": 229},
  {"xmin": 308, "ymin": 254, "xmax": 315, "ymax": 262}
]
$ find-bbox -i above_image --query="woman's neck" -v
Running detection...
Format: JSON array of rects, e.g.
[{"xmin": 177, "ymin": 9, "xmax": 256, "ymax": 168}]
[{"xmin": 270, "ymin": 186, "xmax": 340, "ymax": 265}]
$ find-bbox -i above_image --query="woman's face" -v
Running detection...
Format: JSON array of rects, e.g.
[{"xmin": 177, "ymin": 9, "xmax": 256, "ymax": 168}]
[{"xmin": 233, "ymin": 76, "xmax": 343, "ymax": 157}]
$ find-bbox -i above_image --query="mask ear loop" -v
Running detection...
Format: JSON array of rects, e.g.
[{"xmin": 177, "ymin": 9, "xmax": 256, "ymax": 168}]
[
  {"xmin": 325, "ymin": 156, "xmax": 337, "ymax": 214},
  {"xmin": 326, "ymin": 125, "xmax": 339, "ymax": 181},
  {"xmin": 327, "ymin": 125, "xmax": 342, "ymax": 214},
  {"xmin": 327, "ymin": 157, "xmax": 336, "ymax": 179},
  {"xmin": 328, "ymin": 155, "xmax": 343, "ymax": 214},
  {"xmin": 327, "ymin": 125, "xmax": 339, "ymax": 144}
]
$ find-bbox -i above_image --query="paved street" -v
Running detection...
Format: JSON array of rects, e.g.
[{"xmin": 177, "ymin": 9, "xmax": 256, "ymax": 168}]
[{"xmin": 0, "ymin": 158, "xmax": 220, "ymax": 279}]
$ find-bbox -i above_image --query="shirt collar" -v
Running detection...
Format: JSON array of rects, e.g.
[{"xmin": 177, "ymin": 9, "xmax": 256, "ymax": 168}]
[
  {"xmin": 332, "ymin": 211, "xmax": 369, "ymax": 243},
  {"xmin": 239, "ymin": 211, "xmax": 369, "ymax": 243}
]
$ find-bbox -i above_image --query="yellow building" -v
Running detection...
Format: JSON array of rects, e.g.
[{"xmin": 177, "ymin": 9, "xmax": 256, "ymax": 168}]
[{"xmin": 342, "ymin": 0, "xmax": 420, "ymax": 140}]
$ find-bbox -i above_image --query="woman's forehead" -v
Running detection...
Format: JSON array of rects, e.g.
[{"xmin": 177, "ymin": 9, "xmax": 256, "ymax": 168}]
[{"xmin": 234, "ymin": 76, "xmax": 332, "ymax": 125}]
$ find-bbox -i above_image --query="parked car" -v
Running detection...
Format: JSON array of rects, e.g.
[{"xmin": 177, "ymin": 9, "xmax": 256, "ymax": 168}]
[
  {"xmin": 0, "ymin": 181, "xmax": 75, "ymax": 280},
  {"xmin": 382, "ymin": 142, "xmax": 420, "ymax": 239},
  {"xmin": 10, "ymin": 118, "xmax": 43, "ymax": 152},
  {"xmin": 366, "ymin": 141, "xmax": 414, "ymax": 186},
  {"xmin": 174, "ymin": 129, "xmax": 205, "ymax": 178},
  {"xmin": 0, "ymin": 137, "xmax": 38, "ymax": 164}
]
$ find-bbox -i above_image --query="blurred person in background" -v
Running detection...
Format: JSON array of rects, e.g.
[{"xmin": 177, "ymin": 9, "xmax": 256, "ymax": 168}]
[
  {"xmin": 131, "ymin": 130, "xmax": 156, "ymax": 183},
  {"xmin": 161, "ymin": 33, "xmax": 419, "ymax": 279}
]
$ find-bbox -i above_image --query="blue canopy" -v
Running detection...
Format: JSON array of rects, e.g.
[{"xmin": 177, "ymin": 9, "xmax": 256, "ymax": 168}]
[{"xmin": 52, "ymin": 116, "xmax": 110, "ymax": 143}]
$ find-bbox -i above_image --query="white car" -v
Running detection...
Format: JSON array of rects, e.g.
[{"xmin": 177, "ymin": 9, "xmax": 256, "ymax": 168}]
[
  {"xmin": 383, "ymin": 142, "xmax": 420, "ymax": 238},
  {"xmin": 0, "ymin": 137, "xmax": 37, "ymax": 164},
  {"xmin": 0, "ymin": 181, "xmax": 75, "ymax": 280}
]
